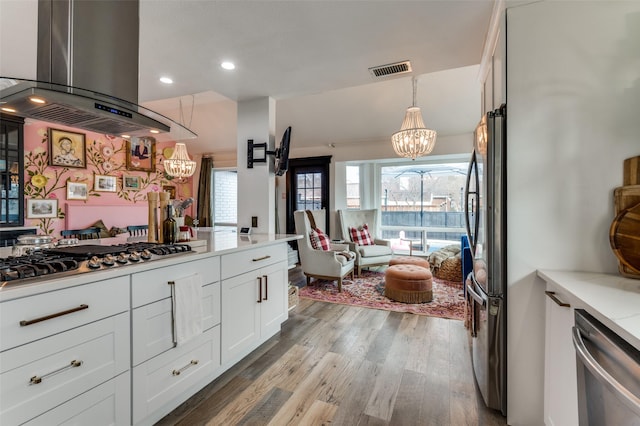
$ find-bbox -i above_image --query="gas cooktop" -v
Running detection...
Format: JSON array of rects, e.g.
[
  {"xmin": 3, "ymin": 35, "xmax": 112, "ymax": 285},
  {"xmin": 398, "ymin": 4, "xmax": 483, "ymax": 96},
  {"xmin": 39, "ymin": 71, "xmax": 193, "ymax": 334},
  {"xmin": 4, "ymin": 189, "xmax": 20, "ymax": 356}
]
[{"xmin": 0, "ymin": 242, "xmax": 192, "ymax": 287}]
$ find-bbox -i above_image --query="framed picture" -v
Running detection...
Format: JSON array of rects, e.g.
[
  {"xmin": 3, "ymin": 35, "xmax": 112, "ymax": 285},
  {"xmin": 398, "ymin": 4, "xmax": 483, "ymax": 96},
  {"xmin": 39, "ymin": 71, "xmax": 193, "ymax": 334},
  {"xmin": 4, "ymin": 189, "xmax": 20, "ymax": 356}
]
[
  {"xmin": 48, "ymin": 128, "xmax": 86, "ymax": 168},
  {"xmin": 126, "ymin": 137, "xmax": 156, "ymax": 172},
  {"xmin": 66, "ymin": 181, "xmax": 88, "ymax": 200},
  {"xmin": 123, "ymin": 174, "xmax": 141, "ymax": 190},
  {"xmin": 94, "ymin": 174, "xmax": 117, "ymax": 192},
  {"xmin": 163, "ymin": 185, "xmax": 176, "ymax": 199},
  {"xmin": 26, "ymin": 198, "xmax": 58, "ymax": 219}
]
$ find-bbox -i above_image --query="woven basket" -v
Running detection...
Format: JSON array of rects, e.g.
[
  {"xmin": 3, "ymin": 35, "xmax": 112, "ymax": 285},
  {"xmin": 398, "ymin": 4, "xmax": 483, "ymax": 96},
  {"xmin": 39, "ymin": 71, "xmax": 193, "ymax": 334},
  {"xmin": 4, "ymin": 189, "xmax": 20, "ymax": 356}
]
[{"xmin": 432, "ymin": 255, "xmax": 462, "ymax": 282}]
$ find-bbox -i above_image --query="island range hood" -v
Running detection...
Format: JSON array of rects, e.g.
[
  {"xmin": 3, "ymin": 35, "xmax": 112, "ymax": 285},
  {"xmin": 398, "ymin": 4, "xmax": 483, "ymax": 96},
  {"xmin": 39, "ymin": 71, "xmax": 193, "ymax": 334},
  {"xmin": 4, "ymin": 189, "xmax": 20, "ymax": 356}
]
[{"xmin": 0, "ymin": 0, "xmax": 195, "ymax": 142}]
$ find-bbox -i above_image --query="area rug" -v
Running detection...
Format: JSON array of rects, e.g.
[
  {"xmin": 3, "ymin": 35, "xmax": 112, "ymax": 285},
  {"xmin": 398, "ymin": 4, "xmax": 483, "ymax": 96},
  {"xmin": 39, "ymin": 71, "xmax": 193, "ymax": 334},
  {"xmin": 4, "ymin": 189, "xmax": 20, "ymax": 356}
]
[{"xmin": 299, "ymin": 270, "xmax": 465, "ymax": 320}]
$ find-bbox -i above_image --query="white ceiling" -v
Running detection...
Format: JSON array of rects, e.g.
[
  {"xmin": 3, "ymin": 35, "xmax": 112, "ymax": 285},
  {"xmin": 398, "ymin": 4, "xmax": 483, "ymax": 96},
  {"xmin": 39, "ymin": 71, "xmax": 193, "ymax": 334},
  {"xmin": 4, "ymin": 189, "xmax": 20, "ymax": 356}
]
[{"xmin": 137, "ymin": 0, "xmax": 495, "ymax": 155}]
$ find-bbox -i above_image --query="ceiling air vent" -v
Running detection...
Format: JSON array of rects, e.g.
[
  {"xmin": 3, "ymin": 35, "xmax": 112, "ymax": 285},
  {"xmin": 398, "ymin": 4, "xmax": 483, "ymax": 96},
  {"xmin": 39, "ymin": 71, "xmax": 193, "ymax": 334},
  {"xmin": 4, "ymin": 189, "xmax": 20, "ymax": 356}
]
[{"xmin": 369, "ymin": 60, "xmax": 412, "ymax": 79}]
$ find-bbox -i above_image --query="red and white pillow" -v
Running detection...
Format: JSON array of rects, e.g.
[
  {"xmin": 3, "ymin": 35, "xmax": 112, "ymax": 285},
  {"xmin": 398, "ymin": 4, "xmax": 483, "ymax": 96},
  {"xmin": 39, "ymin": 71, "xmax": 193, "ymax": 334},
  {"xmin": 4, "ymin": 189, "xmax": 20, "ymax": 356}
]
[
  {"xmin": 349, "ymin": 223, "xmax": 374, "ymax": 246},
  {"xmin": 309, "ymin": 228, "xmax": 331, "ymax": 251}
]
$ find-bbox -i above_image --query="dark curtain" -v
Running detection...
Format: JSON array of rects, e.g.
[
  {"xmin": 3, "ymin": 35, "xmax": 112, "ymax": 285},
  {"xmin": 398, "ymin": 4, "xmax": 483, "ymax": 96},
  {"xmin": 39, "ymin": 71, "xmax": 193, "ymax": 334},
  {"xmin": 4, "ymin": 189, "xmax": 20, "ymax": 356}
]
[{"xmin": 196, "ymin": 157, "xmax": 213, "ymax": 227}]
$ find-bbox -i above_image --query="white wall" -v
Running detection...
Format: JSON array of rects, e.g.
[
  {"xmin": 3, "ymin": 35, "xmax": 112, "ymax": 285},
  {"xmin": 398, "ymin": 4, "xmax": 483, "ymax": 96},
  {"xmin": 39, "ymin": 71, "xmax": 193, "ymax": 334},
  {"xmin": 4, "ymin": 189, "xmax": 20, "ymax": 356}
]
[
  {"xmin": 237, "ymin": 97, "xmax": 276, "ymax": 233},
  {"xmin": 506, "ymin": 2, "xmax": 640, "ymax": 424}
]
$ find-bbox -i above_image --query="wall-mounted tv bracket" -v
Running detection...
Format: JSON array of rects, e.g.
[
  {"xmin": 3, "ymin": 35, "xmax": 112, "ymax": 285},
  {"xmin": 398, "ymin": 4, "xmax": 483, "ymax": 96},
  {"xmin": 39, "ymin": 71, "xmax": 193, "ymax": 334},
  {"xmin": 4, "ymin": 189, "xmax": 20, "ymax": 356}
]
[{"xmin": 247, "ymin": 139, "xmax": 276, "ymax": 168}]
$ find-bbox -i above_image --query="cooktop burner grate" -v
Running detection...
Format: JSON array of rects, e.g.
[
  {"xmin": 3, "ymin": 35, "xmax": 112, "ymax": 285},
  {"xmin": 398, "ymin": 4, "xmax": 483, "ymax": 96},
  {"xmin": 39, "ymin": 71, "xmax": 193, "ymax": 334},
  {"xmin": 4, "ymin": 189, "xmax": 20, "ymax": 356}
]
[{"xmin": 1, "ymin": 242, "xmax": 192, "ymax": 286}]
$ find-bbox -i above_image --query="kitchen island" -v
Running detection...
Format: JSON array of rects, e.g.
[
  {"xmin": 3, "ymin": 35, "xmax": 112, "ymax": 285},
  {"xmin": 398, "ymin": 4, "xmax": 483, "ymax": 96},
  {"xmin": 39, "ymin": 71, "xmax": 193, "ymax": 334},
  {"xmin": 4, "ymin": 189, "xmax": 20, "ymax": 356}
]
[{"xmin": 0, "ymin": 232, "xmax": 301, "ymax": 425}]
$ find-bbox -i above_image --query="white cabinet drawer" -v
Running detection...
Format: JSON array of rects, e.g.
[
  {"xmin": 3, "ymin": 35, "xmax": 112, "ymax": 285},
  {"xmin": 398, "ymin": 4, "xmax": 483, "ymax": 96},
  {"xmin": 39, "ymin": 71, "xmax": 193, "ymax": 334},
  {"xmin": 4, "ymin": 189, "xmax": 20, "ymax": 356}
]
[
  {"xmin": 0, "ymin": 312, "xmax": 130, "ymax": 426},
  {"xmin": 24, "ymin": 372, "xmax": 130, "ymax": 426},
  {"xmin": 132, "ymin": 282, "xmax": 221, "ymax": 366},
  {"xmin": 0, "ymin": 276, "xmax": 128, "ymax": 352},
  {"xmin": 132, "ymin": 257, "xmax": 220, "ymax": 307},
  {"xmin": 132, "ymin": 325, "xmax": 220, "ymax": 425},
  {"xmin": 221, "ymin": 244, "xmax": 286, "ymax": 279}
]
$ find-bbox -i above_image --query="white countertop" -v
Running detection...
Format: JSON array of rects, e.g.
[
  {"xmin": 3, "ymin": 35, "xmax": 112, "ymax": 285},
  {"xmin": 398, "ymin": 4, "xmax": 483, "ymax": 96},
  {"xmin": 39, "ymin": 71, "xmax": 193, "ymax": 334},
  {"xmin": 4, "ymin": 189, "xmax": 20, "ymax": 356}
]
[
  {"xmin": 0, "ymin": 232, "xmax": 301, "ymax": 302},
  {"xmin": 537, "ymin": 269, "xmax": 640, "ymax": 350}
]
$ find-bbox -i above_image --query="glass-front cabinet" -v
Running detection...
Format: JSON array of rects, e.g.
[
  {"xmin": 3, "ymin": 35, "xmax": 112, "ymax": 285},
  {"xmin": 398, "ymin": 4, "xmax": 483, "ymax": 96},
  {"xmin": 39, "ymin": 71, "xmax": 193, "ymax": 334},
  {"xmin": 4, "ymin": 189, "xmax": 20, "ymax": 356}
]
[{"xmin": 0, "ymin": 115, "xmax": 24, "ymax": 227}]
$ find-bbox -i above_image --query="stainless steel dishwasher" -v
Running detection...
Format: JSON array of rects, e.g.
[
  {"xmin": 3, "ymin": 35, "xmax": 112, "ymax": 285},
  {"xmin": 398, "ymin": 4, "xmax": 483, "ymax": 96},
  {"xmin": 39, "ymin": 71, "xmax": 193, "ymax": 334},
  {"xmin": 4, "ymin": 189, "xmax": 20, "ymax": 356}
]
[{"xmin": 573, "ymin": 309, "xmax": 640, "ymax": 425}]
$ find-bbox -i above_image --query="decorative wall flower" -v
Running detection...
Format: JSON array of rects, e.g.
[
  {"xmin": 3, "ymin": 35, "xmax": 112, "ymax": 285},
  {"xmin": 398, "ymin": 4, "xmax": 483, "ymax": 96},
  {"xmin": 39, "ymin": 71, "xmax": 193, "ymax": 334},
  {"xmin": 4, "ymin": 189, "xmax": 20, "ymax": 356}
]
[
  {"xmin": 102, "ymin": 161, "xmax": 113, "ymax": 172},
  {"xmin": 31, "ymin": 174, "xmax": 48, "ymax": 188},
  {"xmin": 102, "ymin": 146, "xmax": 114, "ymax": 157}
]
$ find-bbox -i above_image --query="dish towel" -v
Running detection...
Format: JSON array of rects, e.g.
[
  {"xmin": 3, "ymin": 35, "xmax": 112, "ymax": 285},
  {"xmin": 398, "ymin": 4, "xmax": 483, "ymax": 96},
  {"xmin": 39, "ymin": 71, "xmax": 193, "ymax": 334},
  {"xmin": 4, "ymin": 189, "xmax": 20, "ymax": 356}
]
[{"xmin": 171, "ymin": 274, "xmax": 203, "ymax": 346}]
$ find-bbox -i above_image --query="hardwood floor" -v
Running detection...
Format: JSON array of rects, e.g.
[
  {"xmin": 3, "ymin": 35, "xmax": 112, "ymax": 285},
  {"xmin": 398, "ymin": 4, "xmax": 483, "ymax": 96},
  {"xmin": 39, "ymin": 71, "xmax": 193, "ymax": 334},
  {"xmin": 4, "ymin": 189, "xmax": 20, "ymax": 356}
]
[{"xmin": 156, "ymin": 289, "xmax": 507, "ymax": 425}]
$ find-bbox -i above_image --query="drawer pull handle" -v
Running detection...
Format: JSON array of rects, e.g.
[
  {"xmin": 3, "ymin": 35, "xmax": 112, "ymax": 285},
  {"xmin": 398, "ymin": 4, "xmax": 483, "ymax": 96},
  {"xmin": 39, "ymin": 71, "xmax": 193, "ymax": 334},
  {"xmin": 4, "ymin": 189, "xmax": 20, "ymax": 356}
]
[
  {"xmin": 172, "ymin": 360, "xmax": 199, "ymax": 376},
  {"xmin": 263, "ymin": 275, "xmax": 268, "ymax": 301},
  {"xmin": 545, "ymin": 291, "xmax": 570, "ymax": 308},
  {"xmin": 257, "ymin": 277, "xmax": 263, "ymax": 303},
  {"xmin": 252, "ymin": 255, "xmax": 271, "ymax": 262},
  {"xmin": 30, "ymin": 359, "xmax": 83, "ymax": 385},
  {"xmin": 20, "ymin": 304, "xmax": 89, "ymax": 326}
]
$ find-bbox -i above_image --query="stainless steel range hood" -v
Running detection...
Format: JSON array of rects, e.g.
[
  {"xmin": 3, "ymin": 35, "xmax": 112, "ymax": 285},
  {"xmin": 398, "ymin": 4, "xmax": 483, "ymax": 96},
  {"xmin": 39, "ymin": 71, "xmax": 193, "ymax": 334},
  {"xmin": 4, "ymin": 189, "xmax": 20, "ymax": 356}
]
[
  {"xmin": 0, "ymin": 0, "xmax": 195, "ymax": 142},
  {"xmin": 0, "ymin": 78, "xmax": 195, "ymax": 141}
]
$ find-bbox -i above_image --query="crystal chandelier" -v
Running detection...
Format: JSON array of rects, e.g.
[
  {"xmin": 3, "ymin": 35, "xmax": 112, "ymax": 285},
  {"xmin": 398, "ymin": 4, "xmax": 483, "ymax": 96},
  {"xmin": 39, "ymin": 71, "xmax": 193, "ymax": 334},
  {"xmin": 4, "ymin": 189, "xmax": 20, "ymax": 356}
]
[
  {"xmin": 164, "ymin": 143, "xmax": 196, "ymax": 178},
  {"xmin": 391, "ymin": 76, "xmax": 437, "ymax": 160}
]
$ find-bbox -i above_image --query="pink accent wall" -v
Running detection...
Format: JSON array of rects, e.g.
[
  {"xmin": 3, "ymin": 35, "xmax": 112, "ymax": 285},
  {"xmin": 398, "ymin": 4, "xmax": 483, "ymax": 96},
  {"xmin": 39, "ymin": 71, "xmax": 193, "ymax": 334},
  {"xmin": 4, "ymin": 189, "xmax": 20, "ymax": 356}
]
[{"xmin": 23, "ymin": 121, "xmax": 195, "ymax": 237}]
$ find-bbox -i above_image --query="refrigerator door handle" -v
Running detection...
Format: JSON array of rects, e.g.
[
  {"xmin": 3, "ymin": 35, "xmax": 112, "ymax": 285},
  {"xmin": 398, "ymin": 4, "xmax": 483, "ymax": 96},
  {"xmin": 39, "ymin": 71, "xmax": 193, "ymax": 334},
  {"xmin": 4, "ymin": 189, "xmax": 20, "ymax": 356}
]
[
  {"xmin": 464, "ymin": 151, "xmax": 479, "ymax": 254},
  {"xmin": 467, "ymin": 281, "xmax": 487, "ymax": 309}
]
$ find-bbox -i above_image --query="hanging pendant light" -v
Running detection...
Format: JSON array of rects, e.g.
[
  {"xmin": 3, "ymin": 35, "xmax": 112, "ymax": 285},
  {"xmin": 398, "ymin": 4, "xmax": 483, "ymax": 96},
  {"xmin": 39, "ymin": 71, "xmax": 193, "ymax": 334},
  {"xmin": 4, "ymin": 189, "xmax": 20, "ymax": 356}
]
[
  {"xmin": 163, "ymin": 96, "xmax": 197, "ymax": 179},
  {"xmin": 391, "ymin": 76, "xmax": 437, "ymax": 160},
  {"xmin": 164, "ymin": 143, "xmax": 196, "ymax": 178}
]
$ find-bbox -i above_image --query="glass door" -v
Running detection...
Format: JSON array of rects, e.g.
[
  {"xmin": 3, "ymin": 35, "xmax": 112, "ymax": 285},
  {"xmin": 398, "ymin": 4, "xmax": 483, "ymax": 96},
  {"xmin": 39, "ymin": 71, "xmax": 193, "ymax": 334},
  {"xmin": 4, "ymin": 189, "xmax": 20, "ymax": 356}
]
[{"xmin": 285, "ymin": 156, "xmax": 331, "ymax": 235}]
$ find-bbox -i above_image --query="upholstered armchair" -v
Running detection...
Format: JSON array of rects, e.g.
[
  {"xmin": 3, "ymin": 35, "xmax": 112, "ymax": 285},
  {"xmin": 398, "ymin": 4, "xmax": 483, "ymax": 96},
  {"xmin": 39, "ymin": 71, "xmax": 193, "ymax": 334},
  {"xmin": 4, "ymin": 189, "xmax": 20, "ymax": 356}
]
[
  {"xmin": 337, "ymin": 209, "xmax": 393, "ymax": 276},
  {"xmin": 294, "ymin": 209, "xmax": 355, "ymax": 292}
]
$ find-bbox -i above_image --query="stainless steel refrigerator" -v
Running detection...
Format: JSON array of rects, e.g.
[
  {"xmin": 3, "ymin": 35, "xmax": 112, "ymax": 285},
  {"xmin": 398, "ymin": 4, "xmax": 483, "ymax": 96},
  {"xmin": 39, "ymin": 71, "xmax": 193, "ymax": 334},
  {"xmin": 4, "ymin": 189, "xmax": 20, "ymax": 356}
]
[{"xmin": 464, "ymin": 104, "xmax": 507, "ymax": 416}]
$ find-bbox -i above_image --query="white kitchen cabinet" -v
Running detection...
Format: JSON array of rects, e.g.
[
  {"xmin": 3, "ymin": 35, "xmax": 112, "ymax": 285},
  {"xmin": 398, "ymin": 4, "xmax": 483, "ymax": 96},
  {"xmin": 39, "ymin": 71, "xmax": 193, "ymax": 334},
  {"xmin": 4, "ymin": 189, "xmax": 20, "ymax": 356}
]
[
  {"xmin": 543, "ymin": 282, "xmax": 580, "ymax": 426},
  {"xmin": 221, "ymin": 244, "xmax": 288, "ymax": 365},
  {"xmin": 132, "ymin": 326, "xmax": 220, "ymax": 426},
  {"xmin": 0, "ymin": 275, "xmax": 129, "ymax": 352},
  {"xmin": 132, "ymin": 282, "xmax": 220, "ymax": 366},
  {"xmin": 131, "ymin": 256, "xmax": 221, "ymax": 425},
  {"xmin": 24, "ymin": 372, "xmax": 130, "ymax": 426},
  {"xmin": 0, "ymin": 312, "xmax": 130, "ymax": 425}
]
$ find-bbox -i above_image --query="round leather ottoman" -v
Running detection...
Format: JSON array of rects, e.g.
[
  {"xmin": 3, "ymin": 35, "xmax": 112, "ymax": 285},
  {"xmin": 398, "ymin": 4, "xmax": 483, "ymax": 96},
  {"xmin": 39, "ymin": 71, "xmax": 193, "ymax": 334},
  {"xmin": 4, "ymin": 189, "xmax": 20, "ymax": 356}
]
[
  {"xmin": 384, "ymin": 264, "xmax": 433, "ymax": 303},
  {"xmin": 389, "ymin": 256, "xmax": 430, "ymax": 269}
]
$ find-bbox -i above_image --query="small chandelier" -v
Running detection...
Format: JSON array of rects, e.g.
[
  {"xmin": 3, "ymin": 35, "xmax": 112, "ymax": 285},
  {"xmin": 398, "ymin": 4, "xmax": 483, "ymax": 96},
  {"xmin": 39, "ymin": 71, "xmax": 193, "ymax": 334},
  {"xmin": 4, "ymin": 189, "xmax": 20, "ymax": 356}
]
[
  {"xmin": 391, "ymin": 76, "xmax": 437, "ymax": 160},
  {"xmin": 164, "ymin": 143, "xmax": 196, "ymax": 178}
]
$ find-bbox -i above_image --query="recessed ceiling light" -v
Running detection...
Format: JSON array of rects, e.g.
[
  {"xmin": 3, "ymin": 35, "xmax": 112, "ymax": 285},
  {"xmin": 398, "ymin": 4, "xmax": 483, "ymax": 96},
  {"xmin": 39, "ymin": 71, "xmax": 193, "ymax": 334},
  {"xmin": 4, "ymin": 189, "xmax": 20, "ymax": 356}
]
[
  {"xmin": 221, "ymin": 61, "xmax": 235, "ymax": 70},
  {"xmin": 150, "ymin": 129, "xmax": 160, "ymax": 134},
  {"xmin": 29, "ymin": 97, "xmax": 46, "ymax": 104},
  {"xmin": 121, "ymin": 134, "xmax": 130, "ymax": 139},
  {"xmin": 1, "ymin": 107, "xmax": 16, "ymax": 113},
  {"xmin": 160, "ymin": 76, "xmax": 173, "ymax": 84}
]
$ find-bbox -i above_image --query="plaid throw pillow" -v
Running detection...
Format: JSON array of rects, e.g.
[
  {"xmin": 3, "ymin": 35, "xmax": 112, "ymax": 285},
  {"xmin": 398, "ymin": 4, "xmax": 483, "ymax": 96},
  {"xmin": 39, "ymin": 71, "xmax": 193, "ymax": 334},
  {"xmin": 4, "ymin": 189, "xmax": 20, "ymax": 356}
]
[
  {"xmin": 309, "ymin": 228, "xmax": 331, "ymax": 251},
  {"xmin": 349, "ymin": 223, "xmax": 373, "ymax": 246}
]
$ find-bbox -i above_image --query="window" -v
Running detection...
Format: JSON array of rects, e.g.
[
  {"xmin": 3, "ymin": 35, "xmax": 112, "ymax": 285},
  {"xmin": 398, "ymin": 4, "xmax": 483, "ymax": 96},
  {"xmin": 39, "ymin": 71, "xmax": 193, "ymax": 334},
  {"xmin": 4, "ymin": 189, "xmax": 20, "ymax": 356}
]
[
  {"xmin": 380, "ymin": 162, "xmax": 467, "ymax": 253},
  {"xmin": 296, "ymin": 172, "xmax": 322, "ymax": 211},
  {"xmin": 213, "ymin": 170, "xmax": 237, "ymax": 226},
  {"xmin": 346, "ymin": 165, "xmax": 360, "ymax": 209}
]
